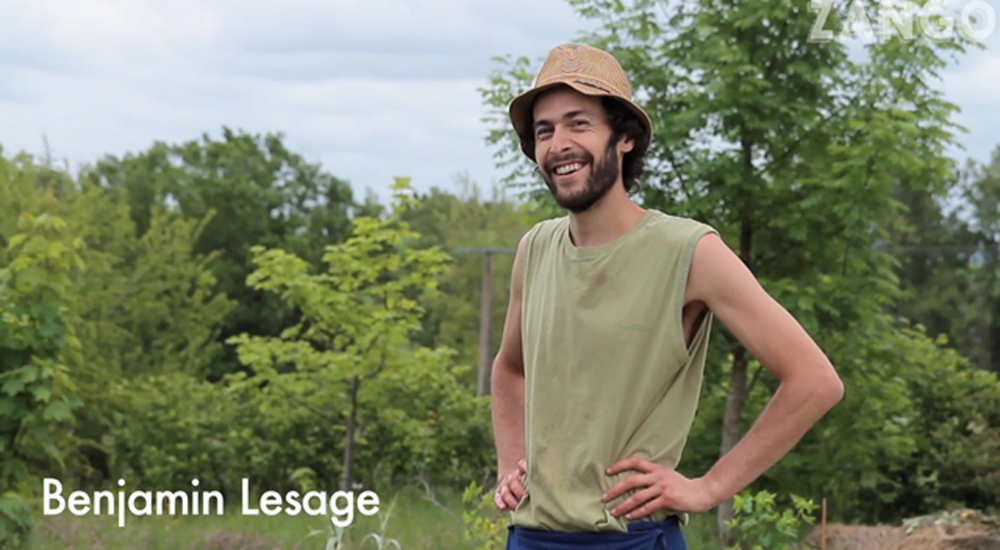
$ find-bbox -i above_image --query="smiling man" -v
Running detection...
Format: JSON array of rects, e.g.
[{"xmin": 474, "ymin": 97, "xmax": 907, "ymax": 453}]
[{"xmin": 489, "ymin": 43, "xmax": 845, "ymax": 549}]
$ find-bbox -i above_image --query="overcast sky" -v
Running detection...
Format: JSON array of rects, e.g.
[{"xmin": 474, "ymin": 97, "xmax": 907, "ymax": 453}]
[{"xmin": 2, "ymin": 0, "xmax": 999, "ymax": 205}]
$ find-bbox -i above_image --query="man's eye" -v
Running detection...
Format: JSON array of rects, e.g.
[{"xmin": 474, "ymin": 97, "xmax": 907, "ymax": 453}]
[
  {"xmin": 573, "ymin": 120, "xmax": 590, "ymax": 127},
  {"xmin": 536, "ymin": 128, "xmax": 553, "ymax": 138}
]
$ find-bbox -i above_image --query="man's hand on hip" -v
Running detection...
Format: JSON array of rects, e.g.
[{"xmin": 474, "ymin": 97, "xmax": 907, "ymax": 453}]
[
  {"xmin": 603, "ymin": 456, "xmax": 720, "ymax": 517},
  {"xmin": 494, "ymin": 458, "xmax": 528, "ymax": 510}
]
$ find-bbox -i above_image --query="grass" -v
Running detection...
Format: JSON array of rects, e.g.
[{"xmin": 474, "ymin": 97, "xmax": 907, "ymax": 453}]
[{"xmin": 25, "ymin": 485, "xmax": 725, "ymax": 550}]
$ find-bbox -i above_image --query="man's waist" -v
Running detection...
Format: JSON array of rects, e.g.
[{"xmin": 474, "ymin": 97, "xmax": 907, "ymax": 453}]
[
  {"xmin": 507, "ymin": 516, "xmax": 684, "ymax": 549},
  {"xmin": 510, "ymin": 491, "xmax": 675, "ymax": 533}
]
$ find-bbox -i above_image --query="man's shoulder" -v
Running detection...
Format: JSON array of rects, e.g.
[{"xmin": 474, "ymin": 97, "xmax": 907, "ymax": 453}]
[
  {"xmin": 522, "ymin": 216, "xmax": 569, "ymax": 247},
  {"xmin": 528, "ymin": 215, "xmax": 570, "ymax": 232},
  {"xmin": 642, "ymin": 209, "xmax": 718, "ymax": 246}
]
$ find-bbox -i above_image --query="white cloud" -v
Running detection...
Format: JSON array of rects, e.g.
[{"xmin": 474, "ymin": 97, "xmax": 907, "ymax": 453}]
[
  {"xmin": 1, "ymin": 0, "xmax": 998, "ymax": 207},
  {"xmin": 0, "ymin": 0, "xmax": 589, "ymax": 202}
]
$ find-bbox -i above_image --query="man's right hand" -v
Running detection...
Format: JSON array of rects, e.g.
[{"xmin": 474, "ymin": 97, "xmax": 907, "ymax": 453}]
[{"xmin": 494, "ymin": 458, "xmax": 528, "ymax": 510}]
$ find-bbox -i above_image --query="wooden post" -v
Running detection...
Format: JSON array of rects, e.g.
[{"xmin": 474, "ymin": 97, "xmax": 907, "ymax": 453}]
[
  {"xmin": 455, "ymin": 246, "xmax": 515, "ymax": 397},
  {"xmin": 477, "ymin": 251, "xmax": 495, "ymax": 397},
  {"xmin": 822, "ymin": 498, "xmax": 827, "ymax": 550}
]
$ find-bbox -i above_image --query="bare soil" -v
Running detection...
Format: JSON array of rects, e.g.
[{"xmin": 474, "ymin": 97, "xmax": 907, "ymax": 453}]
[{"xmin": 796, "ymin": 509, "xmax": 1000, "ymax": 550}]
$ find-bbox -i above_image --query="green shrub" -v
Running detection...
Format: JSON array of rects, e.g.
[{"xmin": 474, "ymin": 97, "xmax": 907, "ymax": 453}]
[{"xmin": 726, "ymin": 490, "xmax": 818, "ymax": 550}]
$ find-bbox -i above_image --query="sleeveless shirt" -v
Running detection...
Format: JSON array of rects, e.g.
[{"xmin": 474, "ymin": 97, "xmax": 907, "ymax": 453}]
[{"xmin": 510, "ymin": 209, "xmax": 717, "ymax": 532}]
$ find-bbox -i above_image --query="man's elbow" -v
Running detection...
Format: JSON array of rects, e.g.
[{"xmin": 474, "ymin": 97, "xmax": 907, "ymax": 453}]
[
  {"xmin": 783, "ymin": 360, "xmax": 843, "ymax": 410},
  {"xmin": 815, "ymin": 364, "xmax": 844, "ymax": 409},
  {"xmin": 491, "ymin": 355, "xmax": 524, "ymax": 385}
]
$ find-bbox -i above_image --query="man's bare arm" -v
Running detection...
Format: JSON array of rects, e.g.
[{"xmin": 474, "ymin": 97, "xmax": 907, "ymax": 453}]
[
  {"xmin": 604, "ymin": 231, "xmax": 844, "ymax": 517},
  {"xmin": 491, "ymin": 232, "xmax": 529, "ymax": 510},
  {"xmin": 688, "ymin": 232, "xmax": 845, "ymax": 506}
]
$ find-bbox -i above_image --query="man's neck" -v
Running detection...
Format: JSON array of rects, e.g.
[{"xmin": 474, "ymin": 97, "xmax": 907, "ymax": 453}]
[{"xmin": 567, "ymin": 189, "xmax": 646, "ymax": 248}]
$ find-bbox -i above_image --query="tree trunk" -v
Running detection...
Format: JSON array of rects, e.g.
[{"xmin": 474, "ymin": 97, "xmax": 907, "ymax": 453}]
[
  {"xmin": 981, "ymin": 251, "xmax": 995, "ymax": 371},
  {"xmin": 980, "ymin": 284, "xmax": 992, "ymax": 371},
  {"xmin": 719, "ymin": 135, "xmax": 755, "ymax": 545},
  {"xmin": 717, "ymin": 346, "xmax": 749, "ymax": 546},
  {"xmin": 342, "ymin": 376, "xmax": 359, "ymax": 492}
]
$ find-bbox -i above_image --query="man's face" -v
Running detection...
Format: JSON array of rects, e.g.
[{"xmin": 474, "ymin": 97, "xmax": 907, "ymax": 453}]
[{"xmin": 531, "ymin": 88, "xmax": 632, "ymax": 213}]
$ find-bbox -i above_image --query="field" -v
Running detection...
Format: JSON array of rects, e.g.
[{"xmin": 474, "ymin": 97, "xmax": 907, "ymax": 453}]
[{"xmin": 25, "ymin": 486, "xmax": 723, "ymax": 550}]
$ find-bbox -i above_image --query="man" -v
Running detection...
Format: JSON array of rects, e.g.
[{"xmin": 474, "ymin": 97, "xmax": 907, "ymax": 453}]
[{"xmin": 490, "ymin": 43, "xmax": 845, "ymax": 549}]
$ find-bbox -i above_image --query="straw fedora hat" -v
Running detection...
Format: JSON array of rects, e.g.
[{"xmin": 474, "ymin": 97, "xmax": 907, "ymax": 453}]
[{"xmin": 508, "ymin": 42, "xmax": 652, "ymax": 162}]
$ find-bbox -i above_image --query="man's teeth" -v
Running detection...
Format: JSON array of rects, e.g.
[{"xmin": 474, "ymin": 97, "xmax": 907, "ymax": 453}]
[{"xmin": 555, "ymin": 163, "xmax": 583, "ymax": 175}]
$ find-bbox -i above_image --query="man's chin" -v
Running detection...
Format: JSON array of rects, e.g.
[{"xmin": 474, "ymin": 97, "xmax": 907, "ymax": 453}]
[
  {"xmin": 551, "ymin": 173, "xmax": 592, "ymax": 194},
  {"xmin": 552, "ymin": 191, "xmax": 599, "ymax": 213}
]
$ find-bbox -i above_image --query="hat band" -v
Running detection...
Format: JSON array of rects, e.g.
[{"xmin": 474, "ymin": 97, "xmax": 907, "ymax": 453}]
[{"xmin": 536, "ymin": 74, "xmax": 619, "ymax": 96}]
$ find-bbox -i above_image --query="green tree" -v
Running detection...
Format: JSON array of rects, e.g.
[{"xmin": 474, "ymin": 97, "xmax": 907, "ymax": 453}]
[
  {"xmin": 106, "ymin": 369, "xmax": 342, "ymax": 500},
  {"xmin": 80, "ymin": 128, "xmax": 358, "ymax": 378},
  {"xmin": 1, "ymin": 148, "xmax": 238, "ymax": 488},
  {"xmin": 227, "ymin": 178, "xmax": 482, "ymax": 491},
  {"xmin": 66, "ymin": 191, "xmax": 237, "ymax": 487},
  {"xmin": 66, "ymin": 186, "xmax": 236, "ymax": 379},
  {"xmin": 891, "ymin": 146, "xmax": 1000, "ymax": 375},
  {"xmin": 954, "ymin": 148, "xmax": 1000, "ymax": 372},
  {"xmin": 0, "ymin": 212, "xmax": 84, "ymax": 548}
]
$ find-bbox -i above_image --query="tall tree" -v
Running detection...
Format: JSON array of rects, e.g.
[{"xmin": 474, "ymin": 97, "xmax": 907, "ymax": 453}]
[
  {"xmin": 79, "ymin": 128, "xmax": 358, "ymax": 378},
  {"xmin": 227, "ymin": 178, "xmax": 462, "ymax": 491},
  {"xmin": 956, "ymin": 148, "xmax": 1000, "ymax": 372},
  {"xmin": 2, "ymin": 147, "xmax": 237, "ymax": 488},
  {"xmin": 891, "ymin": 151, "xmax": 999, "ymax": 374}
]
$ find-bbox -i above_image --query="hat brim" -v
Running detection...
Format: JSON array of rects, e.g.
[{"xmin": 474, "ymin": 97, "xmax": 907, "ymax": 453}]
[{"xmin": 508, "ymin": 81, "xmax": 653, "ymax": 162}]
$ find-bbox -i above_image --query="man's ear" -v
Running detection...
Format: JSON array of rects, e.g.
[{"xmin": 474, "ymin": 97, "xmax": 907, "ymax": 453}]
[{"xmin": 618, "ymin": 134, "xmax": 635, "ymax": 155}]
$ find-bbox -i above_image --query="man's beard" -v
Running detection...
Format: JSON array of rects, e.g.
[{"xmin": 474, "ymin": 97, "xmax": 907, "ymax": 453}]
[{"xmin": 541, "ymin": 138, "xmax": 620, "ymax": 214}]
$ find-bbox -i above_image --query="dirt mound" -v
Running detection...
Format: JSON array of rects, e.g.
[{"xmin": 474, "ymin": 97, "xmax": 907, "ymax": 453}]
[
  {"xmin": 799, "ymin": 524, "xmax": 907, "ymax": 549},
  {"xmin": 893, "ymin": 510, "xmax": 1000, "ymax": 550},
  {"xmin": 891, "ymin": 524, "xmax": 1000, "ymax": 549},
  {"xmin": 797, "ymin": 509, "xmax": 1000, "ymax": 550}
]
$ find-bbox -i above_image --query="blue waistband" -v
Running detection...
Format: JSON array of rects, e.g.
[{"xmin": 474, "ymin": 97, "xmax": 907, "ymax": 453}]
[{"xmin": 507, "ymin": 517, "xmax": 687, "ymax": 550}]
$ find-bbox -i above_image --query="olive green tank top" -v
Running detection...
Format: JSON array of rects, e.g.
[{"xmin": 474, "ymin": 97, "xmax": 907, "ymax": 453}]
[{"xmin": 510, "ymin": 209, "xmax": 717, "ymax": 532}]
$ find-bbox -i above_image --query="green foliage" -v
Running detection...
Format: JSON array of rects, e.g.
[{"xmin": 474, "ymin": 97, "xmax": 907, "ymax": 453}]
[
  {"xmin": 461, "ymin": 482, "xmax": 506, "ymax": 550},
  {"xmin": 478, "ymin": 56, "xmax": 541, "ymax": 194},
  {"xmin": 899, "ymin": 335, "xmax": 1000, "ymax": 513},
  {"xmin": 0, "ymin": 492, "xmax": 32, "ymax": 549},
  {"xmin": 744, "ymin": 317, "xmax": 1000, "ymax": 522},
  {"xmin": 80, "ymin": 128, "xmax": 358, "ymax": 378},
  {"xmin": 69, "ymin": 197, "xmax": 236, "ymax": 380},
  {"xmin": 361, "ymin": 496, "xmax": 404, "ymax": 550},
  {"xmin": 726, "ymin": 491, "xmax": 817, "ymax": 550},
  {"xmin": 398, "ymin": 177, "xmax": 532, "ymax": 377},
  {"xmin": 107, "ymin": 371, "xmax": 334, "ymax": 497},
  {"xmin": 0, "ymin": 148, "xmax": 239, "ymax": 492},
  {"xmin": 888, "ymin": 144, "xmax": 1000, "ymax": 389},
  {"xmin": 0, "ymin": 212, "xmax": 85, "ymax": 548},
  {"xmin": 0, "ymin": 151, "xmax": 236, "ymax": 385},
  {"xmin": 227, "ymin": 177, "xmax": 492, "ymax": 490}
]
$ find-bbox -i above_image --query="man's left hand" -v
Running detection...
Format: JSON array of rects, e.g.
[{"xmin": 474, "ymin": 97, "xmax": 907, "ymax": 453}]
[{"xmin": 602, "ymin": 456, "xmax": 719, "ymax": 517}]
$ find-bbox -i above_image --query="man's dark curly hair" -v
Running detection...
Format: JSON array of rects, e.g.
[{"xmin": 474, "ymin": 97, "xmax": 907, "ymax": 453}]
[{"xmin": 600, "ymin": 96, "xmax": 649, "ymax": 194}]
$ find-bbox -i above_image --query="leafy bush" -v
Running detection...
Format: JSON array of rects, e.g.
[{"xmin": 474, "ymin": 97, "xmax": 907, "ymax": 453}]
[
  {"xmin": 0, "ymin": 212, "xmax": 85, "ymax": 548},
  {"xmin": 461, "ymin": 481, "xmax": 506, "ymax": 550},
  {"xmin": 726, "ymin": 490, "xmax": 818, "ymax": 550}
]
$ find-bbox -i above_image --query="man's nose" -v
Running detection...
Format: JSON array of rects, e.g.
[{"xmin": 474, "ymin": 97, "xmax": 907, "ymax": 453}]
[{"xmin": 549, "ymin": 125, "xmax": 573, "ymax": 155}]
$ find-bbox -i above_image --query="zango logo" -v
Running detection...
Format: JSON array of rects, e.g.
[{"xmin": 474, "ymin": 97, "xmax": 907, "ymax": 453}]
[{"xmin": 809, "ymin": 0, "xmax": 997, "ymax": 43}]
